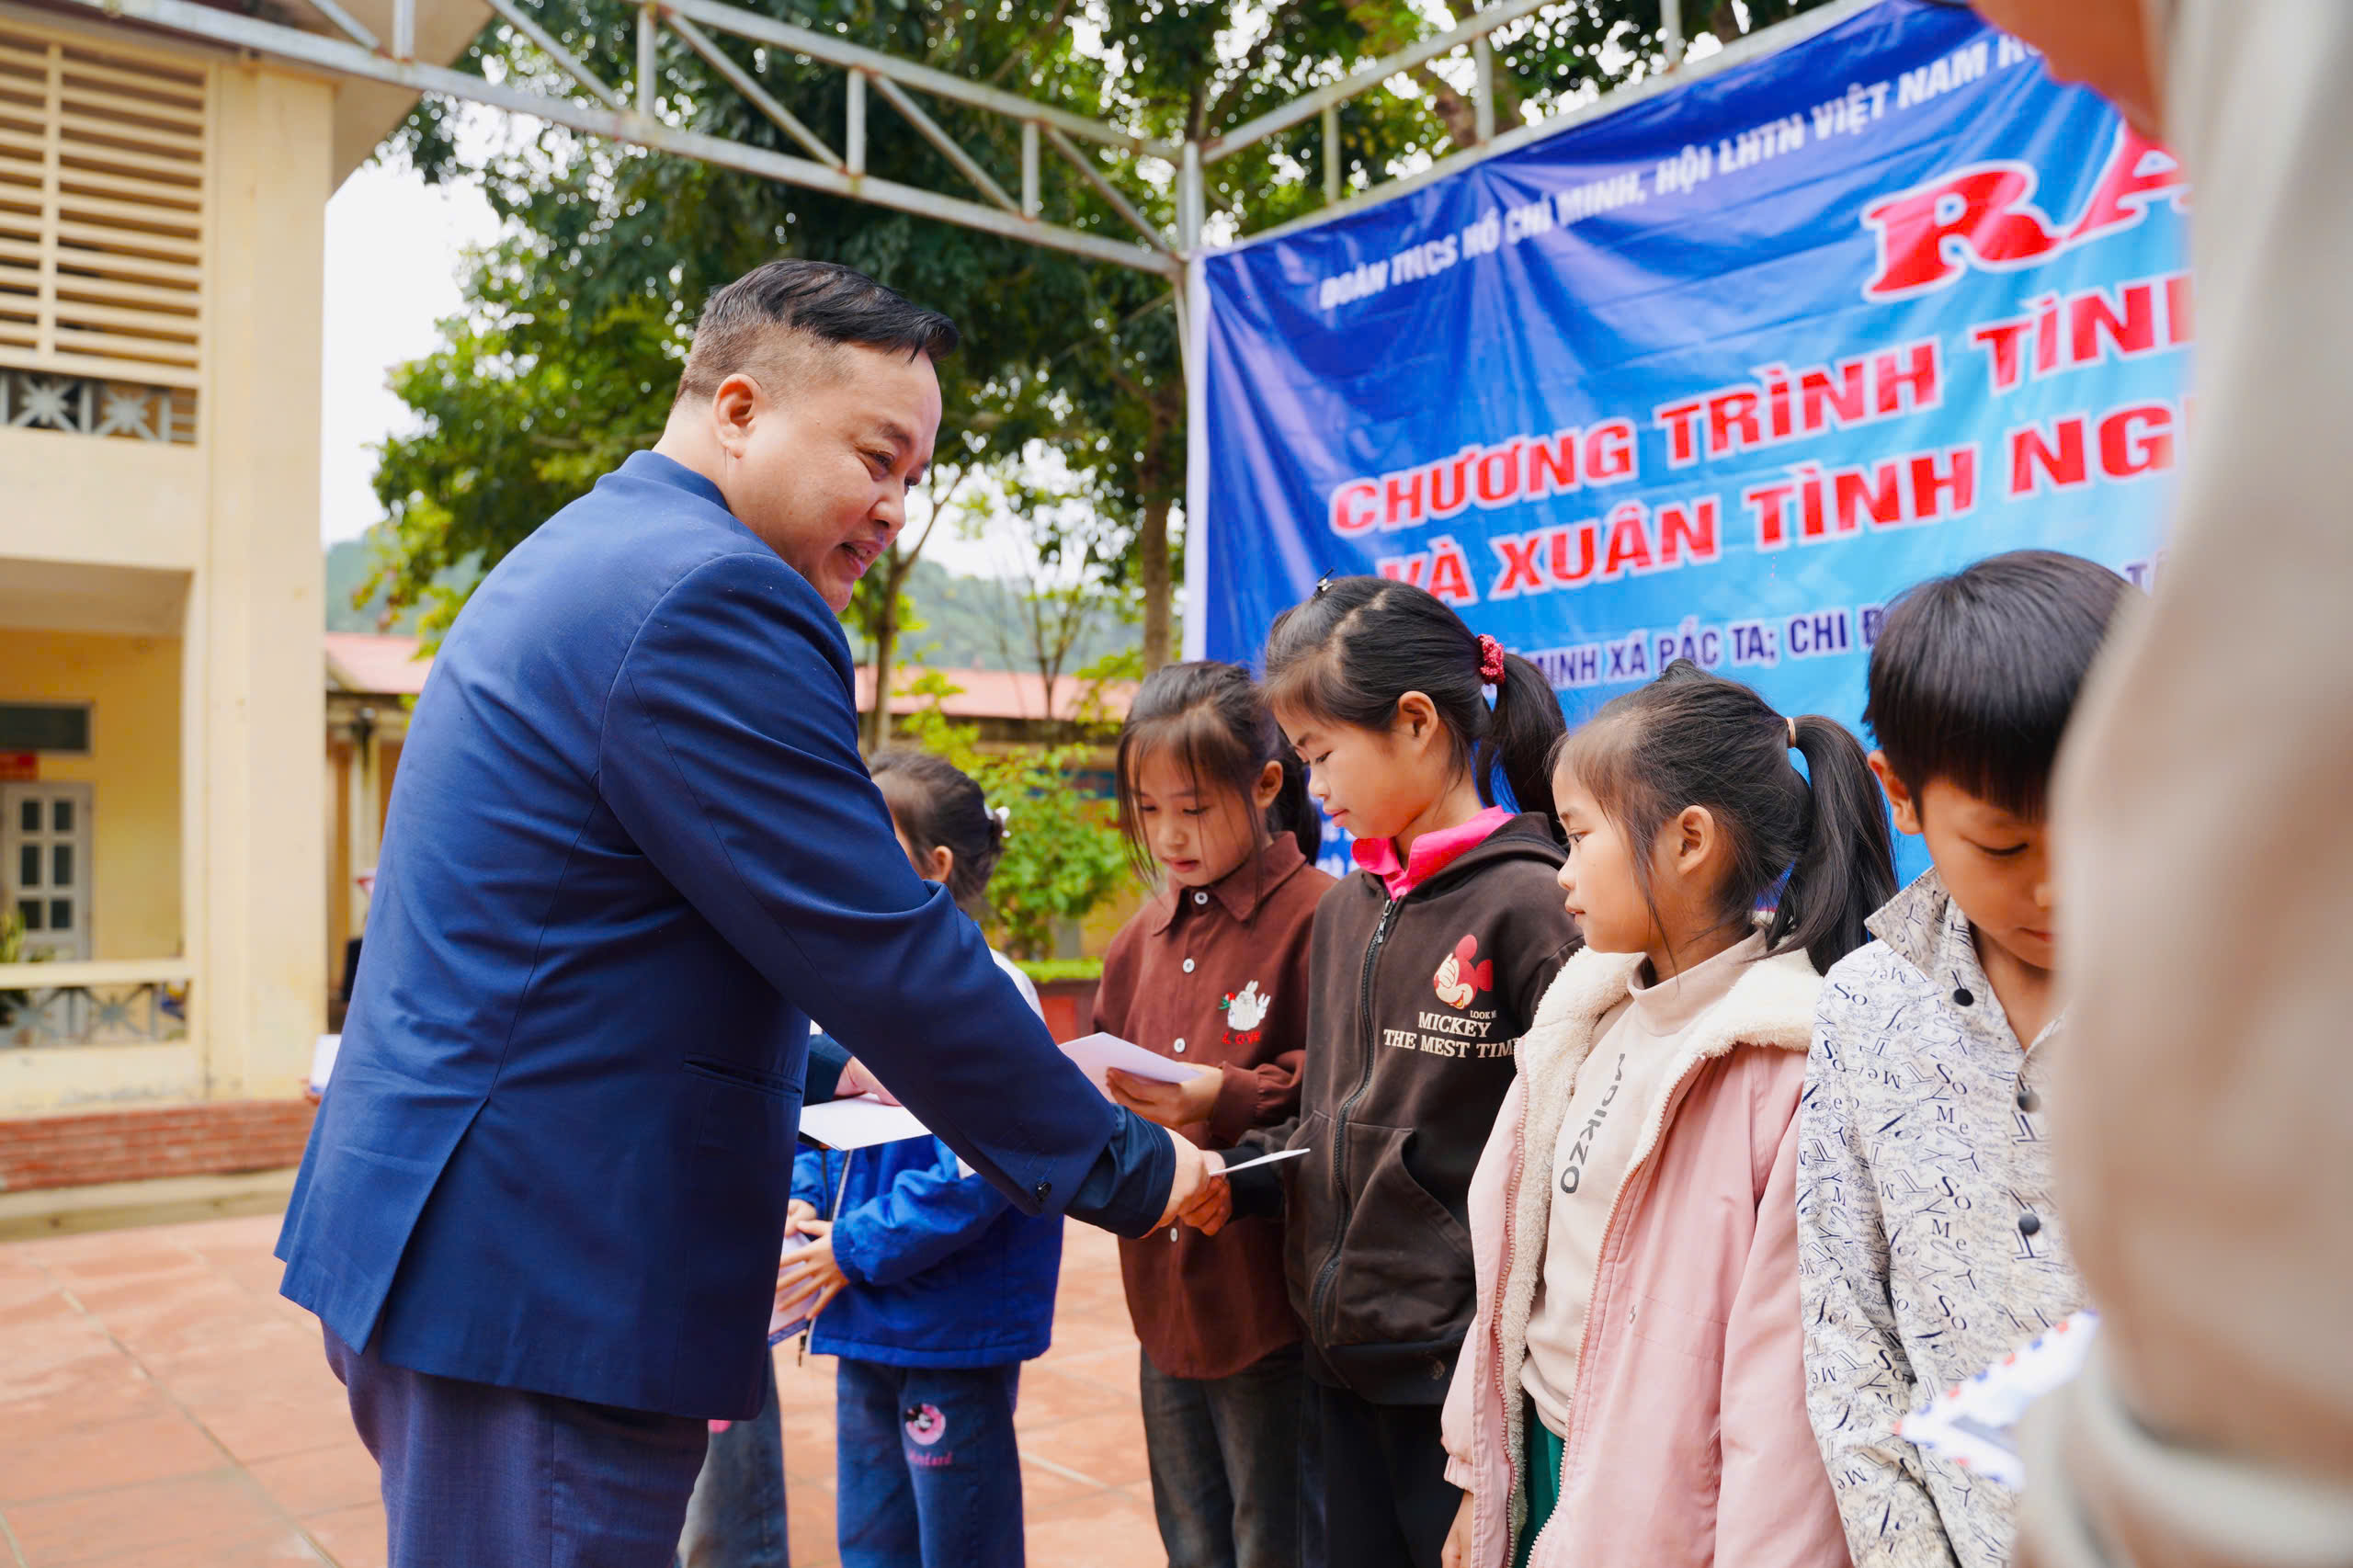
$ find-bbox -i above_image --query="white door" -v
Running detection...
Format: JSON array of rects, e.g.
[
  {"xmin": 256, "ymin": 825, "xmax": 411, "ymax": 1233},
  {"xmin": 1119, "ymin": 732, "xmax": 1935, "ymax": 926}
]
[{"xmin": 3, "ymin": 782, "xmax": 92, "ymax": 961}]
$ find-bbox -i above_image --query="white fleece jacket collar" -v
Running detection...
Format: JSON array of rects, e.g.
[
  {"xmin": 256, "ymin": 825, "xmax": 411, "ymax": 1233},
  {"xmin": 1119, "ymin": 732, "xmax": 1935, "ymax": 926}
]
[{"xmin": 1520, "ymin": 930, "xmax": 1821, "ymax": 1085}]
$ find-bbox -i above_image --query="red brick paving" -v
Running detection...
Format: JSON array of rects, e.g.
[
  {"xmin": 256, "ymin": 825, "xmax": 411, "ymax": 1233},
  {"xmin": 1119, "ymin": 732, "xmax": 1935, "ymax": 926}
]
[{"xmin": 0, "ymin": 1213, "xmax": 1166, "ymax": 1567}]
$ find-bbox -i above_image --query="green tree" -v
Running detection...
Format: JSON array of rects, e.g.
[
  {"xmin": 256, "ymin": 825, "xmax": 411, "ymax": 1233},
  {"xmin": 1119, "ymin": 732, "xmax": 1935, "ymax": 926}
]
[
  {"xmin": 368, "ymin": 240, "xmax": 680, "ymax": 641},
  {"xmin": 891, "ymin": 668, "xmax": 1131, "ymax": 960}
]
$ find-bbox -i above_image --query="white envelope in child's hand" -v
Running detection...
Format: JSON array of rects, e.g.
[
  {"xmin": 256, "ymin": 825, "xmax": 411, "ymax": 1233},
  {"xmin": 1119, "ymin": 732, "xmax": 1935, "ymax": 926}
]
[
  {"xmin": 1061, "ymin": 1031, "xmax": 1214, "ymax": 1094},
  {"xmin": 767, "ymin": 1230, "xmax": 823, "ymax": 1346}
]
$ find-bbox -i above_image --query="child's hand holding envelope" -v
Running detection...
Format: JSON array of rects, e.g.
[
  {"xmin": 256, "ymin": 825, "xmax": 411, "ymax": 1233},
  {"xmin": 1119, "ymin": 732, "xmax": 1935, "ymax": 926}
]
[{"xmin": 1064, "ymin": 1031, "xmax": 1222, "ymax": 1129}]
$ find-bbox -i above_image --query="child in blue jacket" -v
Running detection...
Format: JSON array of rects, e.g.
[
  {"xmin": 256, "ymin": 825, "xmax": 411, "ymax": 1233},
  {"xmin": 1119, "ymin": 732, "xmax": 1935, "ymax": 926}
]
[{"xmin": 777, "ymin": 750, "xmax": 1062, "ymax": 1568}]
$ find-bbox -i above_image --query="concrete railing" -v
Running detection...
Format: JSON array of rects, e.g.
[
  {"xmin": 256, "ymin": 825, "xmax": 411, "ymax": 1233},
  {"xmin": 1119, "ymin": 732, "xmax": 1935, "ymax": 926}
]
[{"xmin": 0, "ymin": 960, "xmax": 193, "ymax": 1047}]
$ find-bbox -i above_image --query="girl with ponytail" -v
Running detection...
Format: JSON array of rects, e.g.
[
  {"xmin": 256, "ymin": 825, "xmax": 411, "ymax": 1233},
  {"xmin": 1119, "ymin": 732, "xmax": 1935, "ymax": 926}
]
[
  {"xmin": 1259, "ymin": 574, "xmax": 1568, "ymax": 836},
  {"xmin": 1438, "ymin": 659, "xmax": 1892, "ymax": 1568},
  {"xmin": 1180, "ymin": 578, "xmax": 1582, "ymax": 1568}
]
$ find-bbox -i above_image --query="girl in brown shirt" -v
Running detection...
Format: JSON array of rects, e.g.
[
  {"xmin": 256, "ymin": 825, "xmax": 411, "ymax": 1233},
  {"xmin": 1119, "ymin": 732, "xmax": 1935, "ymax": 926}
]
[{"xmin": 1095, "ymin": 661, "xmax": 1335, "ymax": 1568}]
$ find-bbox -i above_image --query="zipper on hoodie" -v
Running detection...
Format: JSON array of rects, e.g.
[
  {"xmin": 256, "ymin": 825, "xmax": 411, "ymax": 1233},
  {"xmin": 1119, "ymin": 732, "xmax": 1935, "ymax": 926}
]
[
  {"xmin": 1491, "ymin": 1088, "xmax": 1530, "ymax": 1562},
  {"xmin": 1312, "ymin": 892, "xmax": 1402, "ymax": 1341}
]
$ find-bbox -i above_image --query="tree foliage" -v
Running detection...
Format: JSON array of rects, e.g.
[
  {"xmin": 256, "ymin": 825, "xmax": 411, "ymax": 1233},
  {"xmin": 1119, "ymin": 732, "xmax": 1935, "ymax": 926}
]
[{"xmin": 890, "ymin": 668, "xmax": 1132, "ymax": 960}]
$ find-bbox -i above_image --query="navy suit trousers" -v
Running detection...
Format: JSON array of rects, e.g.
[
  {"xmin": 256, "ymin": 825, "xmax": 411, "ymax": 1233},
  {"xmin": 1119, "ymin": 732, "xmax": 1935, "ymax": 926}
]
[{"xmin": 325, "ymin": 1328, "xmax": 710, "ymax": 1567}]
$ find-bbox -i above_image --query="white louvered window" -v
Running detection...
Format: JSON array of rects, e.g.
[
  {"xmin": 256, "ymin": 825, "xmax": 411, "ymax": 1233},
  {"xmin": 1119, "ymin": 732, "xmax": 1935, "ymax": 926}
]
[{"xmin": 0, "ymin": 20, "xmax": 203, "ymax": 443}]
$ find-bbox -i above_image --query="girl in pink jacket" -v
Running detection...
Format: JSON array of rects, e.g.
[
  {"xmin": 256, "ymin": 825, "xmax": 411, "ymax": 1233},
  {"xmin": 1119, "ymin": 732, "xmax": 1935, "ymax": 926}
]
[{"xmin": 1440, "ymin": 661, "xmax": 1894, "ymax": 1568}]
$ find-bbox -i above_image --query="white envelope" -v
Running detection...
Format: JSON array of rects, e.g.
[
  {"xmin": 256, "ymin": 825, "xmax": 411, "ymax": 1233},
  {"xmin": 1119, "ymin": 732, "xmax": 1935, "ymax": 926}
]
[
  {"xmin": 796, "ymin": 1094, "xmax": 932, "ymax": 1151},
  {"xmin": 1060, "ymin": 1030, "xmax": 1214, "ymax": 1094},
  {"xmin": 1220, "ymin": 1147, "xmax": 1312, "ymax": 1176}
]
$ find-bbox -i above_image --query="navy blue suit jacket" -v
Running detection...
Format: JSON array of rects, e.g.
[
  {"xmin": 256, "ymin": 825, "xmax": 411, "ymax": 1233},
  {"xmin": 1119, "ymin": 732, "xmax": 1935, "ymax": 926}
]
[{"xmin": 277, "ymin": 452, "xmax": 1170, "ymax": 1419}]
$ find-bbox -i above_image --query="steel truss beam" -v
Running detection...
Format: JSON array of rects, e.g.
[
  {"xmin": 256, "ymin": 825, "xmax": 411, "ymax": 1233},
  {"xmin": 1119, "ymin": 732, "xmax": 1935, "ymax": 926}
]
[
  {"xmin": 46, "ymin": 0, "xmax": 1182, "ymax": 277},
  {"xmin": 43, "ymin": 0, "xmax": 1820, "ymax": 278},
  {"xmin": 1202, "ymin": 0, "xmax": 1563, "ymax": 165}
]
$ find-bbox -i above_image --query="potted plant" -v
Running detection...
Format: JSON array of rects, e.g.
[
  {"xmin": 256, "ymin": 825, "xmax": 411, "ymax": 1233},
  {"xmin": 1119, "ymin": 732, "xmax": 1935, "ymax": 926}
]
[{"xmin": 0, "ymin": 905, "xmax": 48, "ymax": 1043}]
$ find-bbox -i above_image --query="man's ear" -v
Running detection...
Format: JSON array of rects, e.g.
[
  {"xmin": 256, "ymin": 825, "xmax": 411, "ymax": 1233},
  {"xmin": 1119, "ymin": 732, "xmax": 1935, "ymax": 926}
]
[
  {"xmin": 710, "ymin": 372, "xmax": 763, "ymax": 456},
  {"xmin": 1868, "ymin": 751, "xmax": 1923, "ymax": 836}
]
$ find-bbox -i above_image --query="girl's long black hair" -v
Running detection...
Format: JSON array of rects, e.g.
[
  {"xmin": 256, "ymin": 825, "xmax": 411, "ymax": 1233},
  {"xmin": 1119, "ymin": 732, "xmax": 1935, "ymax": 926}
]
[
  {"xmin": 870, "ymin": 750, "xmax": 1006, "ymax": 919},
  {"xmin": 1113, "ymin": 661, "xmax": 1320, "ymax": 878},
  {"xmin": 1261, "ymin": 576, "xmax": 1567, "ymax": 830},
  {"xmin": 1556, "ymin": 659, "xmax": 1896, "ymax": 972}
]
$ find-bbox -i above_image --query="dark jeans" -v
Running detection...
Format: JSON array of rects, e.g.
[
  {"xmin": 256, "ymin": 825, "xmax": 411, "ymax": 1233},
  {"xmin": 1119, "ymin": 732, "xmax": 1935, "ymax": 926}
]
[
  {"xmin": 324, "ymin": 1325, "xmax": 710, "ymax": 1568},
  {"xmin": 834, "ymin": 1358, "xmax": 1024, "ymax": 1568},
  {"xmin": 1306, "ymin": 1381, "xmax": 1458, "ymax": 1568},
  {"xmin": 676, "ymin": 1353, "xmax": 790, "ymax": 1568},
  {"xmin": 1138, "ymin": 1343, "xmax": 1305, "ymax": 1568}
]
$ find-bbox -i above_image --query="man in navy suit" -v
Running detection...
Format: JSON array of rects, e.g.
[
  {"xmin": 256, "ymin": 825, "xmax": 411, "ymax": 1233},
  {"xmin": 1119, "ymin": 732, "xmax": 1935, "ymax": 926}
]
[{"xmin": 277, "ymin": 260, "xmax": 1212, "ymax": 1565}]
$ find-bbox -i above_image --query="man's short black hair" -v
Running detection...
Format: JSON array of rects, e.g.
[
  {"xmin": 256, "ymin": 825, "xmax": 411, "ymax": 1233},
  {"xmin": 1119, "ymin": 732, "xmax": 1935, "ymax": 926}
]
[
  {"xmin": 675, "ymin": 259, "xmax": 959, "ymax": 405},
  {"xmin": 1865, "ymin": 549, "xmax": 2132, "ymax": 819}
]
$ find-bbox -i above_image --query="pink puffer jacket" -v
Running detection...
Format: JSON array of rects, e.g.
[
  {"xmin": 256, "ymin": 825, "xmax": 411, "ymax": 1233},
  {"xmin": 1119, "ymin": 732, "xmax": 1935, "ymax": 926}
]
[{"xmin": 1440, "ymin": 943, "xmax": 1850, "ymax": 1568}]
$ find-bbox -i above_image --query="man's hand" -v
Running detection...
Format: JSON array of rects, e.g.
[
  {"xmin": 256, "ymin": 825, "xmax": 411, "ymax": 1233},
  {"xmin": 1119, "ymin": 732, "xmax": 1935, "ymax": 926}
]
[
  {"xmin": 1164, "ymin": 1142, "xmax": 1233, "ymax": 1236},
  {"xmin": 1108, "ymin": 1064, "xmax": 1223, "ymax": 1131},
  {"xmin": 787, "ymin": 1199, "xmax": 817, "ymax": 1230},
  {"xmin": 1181, "ymin": 1149, "xmax": 1234, "ymax": 1236},
  {"xmin": 1441, "ymin": 1490, "xmax": 1473, "ymax": 1568},
  {"xmin": 1155, "ymin": 1130, "xmax": 1223, "ymax": 1231},
  {"xmin": 774, "ymin": 1219, "xmax": 848, "ymax": 1323},
  {"xmin": 835, "ymin": 1058, "xmax": 900, "ymax": 1106}
]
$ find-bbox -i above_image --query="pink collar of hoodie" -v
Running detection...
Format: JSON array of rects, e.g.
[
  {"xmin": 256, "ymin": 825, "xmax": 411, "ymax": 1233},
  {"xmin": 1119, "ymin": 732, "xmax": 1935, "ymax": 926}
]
[{"xmin": 1352, "ymin": 805, "xmax": 1514, "ymax": 899}]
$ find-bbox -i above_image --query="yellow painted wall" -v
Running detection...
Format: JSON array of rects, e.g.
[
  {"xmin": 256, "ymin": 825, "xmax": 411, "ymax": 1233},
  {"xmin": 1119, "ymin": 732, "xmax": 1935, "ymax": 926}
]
[
  {"xmin": 0, "ymin": 437, "xmax": 205, "ymax": 574},
  {"xmin": 0, "ymin": 629, "xmax": 183, "ymax": 960}
]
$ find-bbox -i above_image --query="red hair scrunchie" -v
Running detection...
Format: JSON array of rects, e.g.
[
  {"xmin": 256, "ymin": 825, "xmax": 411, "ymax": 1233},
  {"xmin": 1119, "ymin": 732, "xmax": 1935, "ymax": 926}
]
[{"xmin": 1476, "ymin": 633, "xmax": 1506, "ymax": 682}]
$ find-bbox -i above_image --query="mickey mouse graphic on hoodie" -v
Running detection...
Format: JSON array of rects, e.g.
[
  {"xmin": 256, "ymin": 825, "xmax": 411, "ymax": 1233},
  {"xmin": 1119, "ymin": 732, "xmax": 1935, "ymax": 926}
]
[{"xmin": 1433, "ymin": 936, "xmax": 1494, "ymax": 1012}]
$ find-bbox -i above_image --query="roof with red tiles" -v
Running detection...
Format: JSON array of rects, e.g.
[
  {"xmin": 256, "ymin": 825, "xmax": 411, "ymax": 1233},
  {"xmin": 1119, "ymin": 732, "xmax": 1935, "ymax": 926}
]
[{"xmin": 324, "ymin": 631, "xmax": 431, "ymax": 697}]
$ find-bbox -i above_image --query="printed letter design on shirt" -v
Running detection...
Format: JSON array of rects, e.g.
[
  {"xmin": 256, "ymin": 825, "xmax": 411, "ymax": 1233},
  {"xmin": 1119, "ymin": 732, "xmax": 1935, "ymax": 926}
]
[
  {"xmin": 1560, "ymin": 1053, "xmax": 1628, "ymax": 1195},
  {"xmin": 1433, "ymin": 935, "xmax": 1495, "ymax": 1010},
  {"xmin": 1222, "ymin": 981, "xmax": 1271, "ymax": 1045}
]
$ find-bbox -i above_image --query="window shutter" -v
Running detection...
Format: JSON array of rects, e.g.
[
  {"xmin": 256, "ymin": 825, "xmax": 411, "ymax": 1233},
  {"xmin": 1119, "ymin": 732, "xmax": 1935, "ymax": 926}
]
[{"xmin": 0, "ymin": 19, "xmax": 204, "ymax": 436}]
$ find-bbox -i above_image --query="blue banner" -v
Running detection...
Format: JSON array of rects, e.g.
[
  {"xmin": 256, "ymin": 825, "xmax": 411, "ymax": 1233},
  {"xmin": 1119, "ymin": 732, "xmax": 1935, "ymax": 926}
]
[{"xmin": 1194, "ymin": 0, "xmax": 2188, "ymax": 864}]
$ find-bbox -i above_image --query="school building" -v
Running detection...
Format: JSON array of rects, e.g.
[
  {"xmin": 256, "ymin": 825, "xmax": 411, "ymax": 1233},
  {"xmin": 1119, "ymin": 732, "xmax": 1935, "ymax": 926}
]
[{"xmin": 0, "ymin": 0, "xmax": 483, "ymax": 1227}]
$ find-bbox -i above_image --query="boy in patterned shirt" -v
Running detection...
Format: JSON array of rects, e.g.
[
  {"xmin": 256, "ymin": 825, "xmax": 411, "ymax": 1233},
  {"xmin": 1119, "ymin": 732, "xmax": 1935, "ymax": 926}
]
[{"xmin": 1798, "ymin": 551, "xmax": 2131, "ymax": 1568}]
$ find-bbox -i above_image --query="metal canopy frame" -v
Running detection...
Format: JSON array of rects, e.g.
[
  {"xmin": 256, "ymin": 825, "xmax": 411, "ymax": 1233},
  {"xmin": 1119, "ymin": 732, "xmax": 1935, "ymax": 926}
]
[
  {"xmin": 45, "ymin": 0, "xmax": 1185, "ymax": 274},
  {"xmin": 36, "ymin": 0, "xmax": 1758, "ymax": 276}
]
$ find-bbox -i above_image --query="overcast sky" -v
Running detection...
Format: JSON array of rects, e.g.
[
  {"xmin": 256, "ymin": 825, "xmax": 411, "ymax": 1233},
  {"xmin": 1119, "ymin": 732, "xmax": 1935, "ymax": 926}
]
[{"xmin": 318, "ymin": 158, "xmax": 499, "ymax": 546}]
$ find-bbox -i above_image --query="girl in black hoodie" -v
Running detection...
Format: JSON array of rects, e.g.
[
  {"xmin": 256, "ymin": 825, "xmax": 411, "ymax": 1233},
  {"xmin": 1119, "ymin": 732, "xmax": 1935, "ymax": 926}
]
[{"xmin": 1189, "ymin": 577, "xmax": 1583, "ymax": 1568}]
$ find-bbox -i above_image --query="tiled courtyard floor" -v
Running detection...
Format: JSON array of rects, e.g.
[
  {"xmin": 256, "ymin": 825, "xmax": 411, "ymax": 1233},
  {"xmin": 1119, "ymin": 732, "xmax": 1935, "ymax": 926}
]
[{"xmin": 0, "ymin": 1210, "xmax": 1164, "ymax": 1566}]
